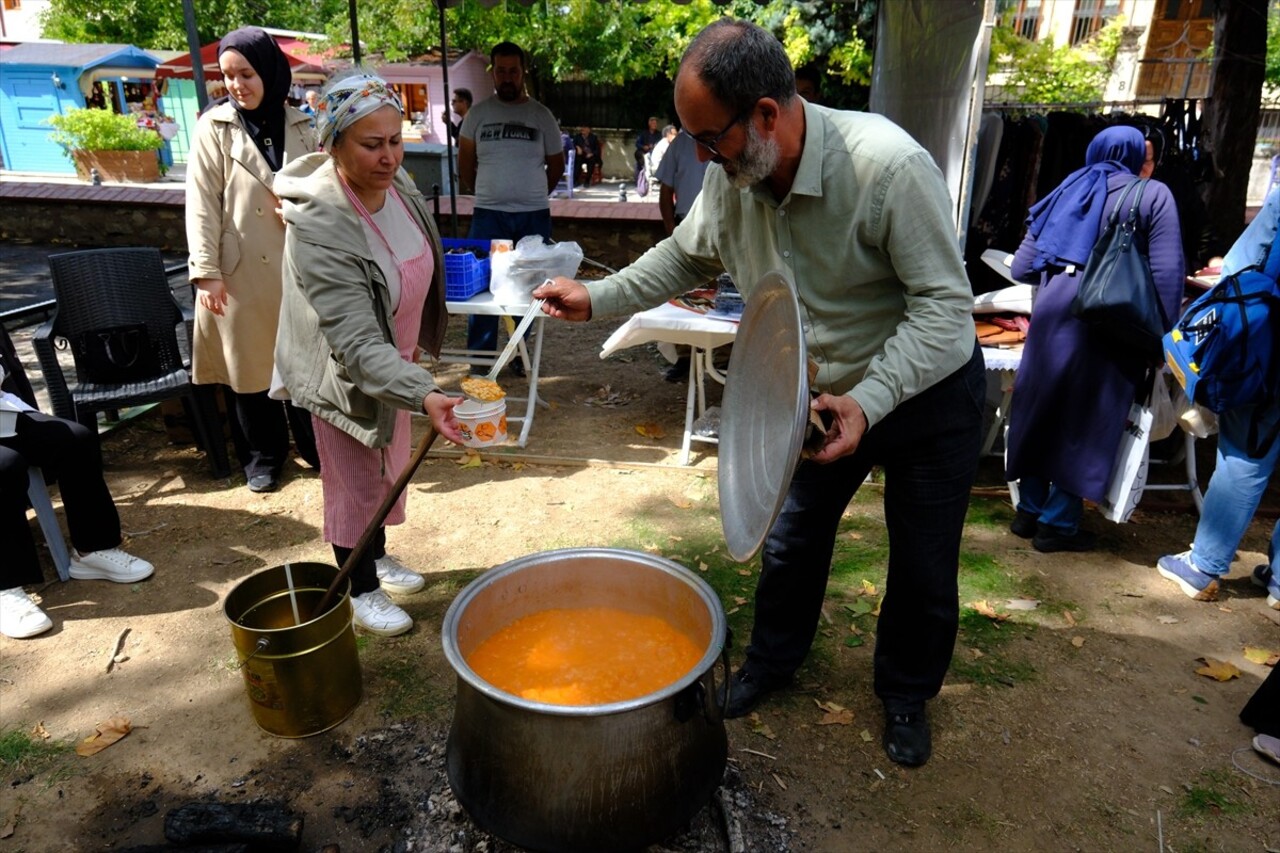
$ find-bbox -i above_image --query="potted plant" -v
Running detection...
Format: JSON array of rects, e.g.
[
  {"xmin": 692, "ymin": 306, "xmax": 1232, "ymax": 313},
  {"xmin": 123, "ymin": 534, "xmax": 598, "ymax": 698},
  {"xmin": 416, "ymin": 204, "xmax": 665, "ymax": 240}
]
[{"xmin": 46, "ymin": 107, "xmax": 164, "ymax": 183}]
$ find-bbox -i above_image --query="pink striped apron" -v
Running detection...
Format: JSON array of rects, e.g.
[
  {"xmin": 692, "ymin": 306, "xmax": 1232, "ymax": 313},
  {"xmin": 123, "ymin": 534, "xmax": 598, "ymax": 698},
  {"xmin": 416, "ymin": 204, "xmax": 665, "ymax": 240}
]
[{"xmin": 314, "ymin": 183, "xmax": 433, "ymax": 547}]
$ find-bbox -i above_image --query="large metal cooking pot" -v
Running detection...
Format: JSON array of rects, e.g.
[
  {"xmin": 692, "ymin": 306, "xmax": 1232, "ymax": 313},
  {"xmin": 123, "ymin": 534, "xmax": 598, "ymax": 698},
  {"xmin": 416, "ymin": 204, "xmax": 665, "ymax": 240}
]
[{"xmin": 441, "ymin": 548, "xmax": 728, "ymax": 853}]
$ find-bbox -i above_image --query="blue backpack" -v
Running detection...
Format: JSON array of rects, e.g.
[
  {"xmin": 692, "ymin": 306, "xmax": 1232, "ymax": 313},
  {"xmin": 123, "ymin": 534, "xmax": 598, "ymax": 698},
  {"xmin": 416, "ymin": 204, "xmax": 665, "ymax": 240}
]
[{"xmin": 1164, "ymin": 239, "xmax": 1280, "ymax": 456}]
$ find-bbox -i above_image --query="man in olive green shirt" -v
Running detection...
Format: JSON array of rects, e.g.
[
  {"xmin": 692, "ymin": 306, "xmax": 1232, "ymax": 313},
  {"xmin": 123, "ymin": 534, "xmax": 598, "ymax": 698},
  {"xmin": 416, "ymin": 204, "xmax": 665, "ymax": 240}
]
[{"xmin": 536, "ymin": 19, "xmax": 984, "ymax": 768}]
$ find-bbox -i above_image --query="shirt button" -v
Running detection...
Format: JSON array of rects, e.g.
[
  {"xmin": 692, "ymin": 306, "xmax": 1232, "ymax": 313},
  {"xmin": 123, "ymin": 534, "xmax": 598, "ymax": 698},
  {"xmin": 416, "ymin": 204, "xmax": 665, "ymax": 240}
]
[
  {"xmin": 261, "ymin": 255, "xmax": 269, "ymax": 263},
  {"xmin": 778, "ymin": 209, "xmax": 786, "ymax": 216},
  {"xmin": 256, "ymin": 207, "xmax": 263, "ymax": 216},
  {"xmin": 783, "ymin": 250, "xmax": 792, "ymax": 258}
]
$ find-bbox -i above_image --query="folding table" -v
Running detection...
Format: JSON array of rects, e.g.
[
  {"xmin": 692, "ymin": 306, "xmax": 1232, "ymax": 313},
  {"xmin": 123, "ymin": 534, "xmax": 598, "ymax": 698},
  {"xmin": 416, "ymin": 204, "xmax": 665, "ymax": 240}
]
[
  {"xmin": 599, "ymin": 302, "xmax": 739, "ymax": 464},
  {"xmin": 440, "ymin": 291, "xmax": 547, "ymax": 447}
]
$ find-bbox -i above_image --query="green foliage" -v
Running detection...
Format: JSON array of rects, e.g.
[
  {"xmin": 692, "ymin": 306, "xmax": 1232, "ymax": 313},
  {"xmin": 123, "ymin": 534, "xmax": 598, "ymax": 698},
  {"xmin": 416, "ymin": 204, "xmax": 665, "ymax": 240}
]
[
  {"xmin": 47, "ymin": 108, "xmax": 164, "ymax": 153},
  {"xmin": 1268, "ymin": 3, "xmax": 1280, "ymax": 87},
  {"xmin": 991, "ymin": 16, "xmax": 1126, "ymax": 104},
  {"xmin": 0, "ymin": 727, "xmax": 72, "ymax": 784},
  {"xmin": 1177, "ymin": 770, "xmax": 1248, "ymax": 818}
]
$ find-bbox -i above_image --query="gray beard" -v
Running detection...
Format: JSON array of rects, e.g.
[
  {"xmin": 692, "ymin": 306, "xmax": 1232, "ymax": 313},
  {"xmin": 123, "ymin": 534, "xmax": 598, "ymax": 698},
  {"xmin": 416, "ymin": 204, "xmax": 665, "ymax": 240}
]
[{"xmin": 728, "ymin": 122, "xmax": 780, "ymax": 189}]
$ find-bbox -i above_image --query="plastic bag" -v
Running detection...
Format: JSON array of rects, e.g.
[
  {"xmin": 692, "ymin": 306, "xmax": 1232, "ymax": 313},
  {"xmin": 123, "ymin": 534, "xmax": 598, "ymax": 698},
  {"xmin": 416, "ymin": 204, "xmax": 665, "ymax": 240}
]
[
  {"xmin": 1150, "ymin": 372, "xmax": 1178, "ymax": 442},
  {"xmin": 490, "ymin": 236, "xmax": 583, "ymax": 302},
  {"xmin": 1173, "ymin": 390, "xmax": 1219, "ymax": 439},
  {"xmin": 1099, "ymin": 399, "xmax": 1153, "ymax": 524}
]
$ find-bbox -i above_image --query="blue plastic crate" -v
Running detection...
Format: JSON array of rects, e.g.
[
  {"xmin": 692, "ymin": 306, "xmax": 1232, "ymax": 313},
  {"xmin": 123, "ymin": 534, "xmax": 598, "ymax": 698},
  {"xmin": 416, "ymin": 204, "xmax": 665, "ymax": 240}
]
[{"xmin": 442, "ymin": 238, "xmax": 491, "ymax": 300}]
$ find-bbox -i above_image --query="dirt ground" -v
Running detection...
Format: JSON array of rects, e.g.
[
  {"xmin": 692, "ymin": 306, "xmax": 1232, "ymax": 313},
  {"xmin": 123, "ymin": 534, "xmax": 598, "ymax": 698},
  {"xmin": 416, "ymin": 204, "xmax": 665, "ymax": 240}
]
[{"xmin": 2, "ymin": 313, "xmax": 1279, "ymax": 853}]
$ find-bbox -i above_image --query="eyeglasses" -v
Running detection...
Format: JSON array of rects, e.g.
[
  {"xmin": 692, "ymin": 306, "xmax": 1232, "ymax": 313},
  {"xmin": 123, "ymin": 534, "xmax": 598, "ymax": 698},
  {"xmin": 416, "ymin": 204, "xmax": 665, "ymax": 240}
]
[{"xmin": 691, "ymin": 103, "xmax": 756, "ymax": 158}]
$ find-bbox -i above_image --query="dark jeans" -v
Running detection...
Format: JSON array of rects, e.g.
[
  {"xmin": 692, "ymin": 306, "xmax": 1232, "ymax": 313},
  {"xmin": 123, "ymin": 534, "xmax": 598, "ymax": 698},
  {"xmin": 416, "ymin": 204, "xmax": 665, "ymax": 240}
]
[
  {"xmin": 466, "ymin": 207, "xmax": 553, "ymax": 353},
  {"xmin": 225, "ymin": 388, "xmax": 320, "ymax": 479},
  {"xmin": 745, "ymin": 343, "xmax": 985, "ymax": 713},
  {"xmin": 1, "ymin": 411, "xmax": 121, "ymax": 587}
]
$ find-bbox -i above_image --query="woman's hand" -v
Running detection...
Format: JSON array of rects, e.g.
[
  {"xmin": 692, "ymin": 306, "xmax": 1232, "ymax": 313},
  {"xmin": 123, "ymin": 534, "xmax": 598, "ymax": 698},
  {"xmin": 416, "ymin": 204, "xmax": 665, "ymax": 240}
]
[
  {"xmin": 195, "ymin": 278, "xmax": 229, "ymax": 316},
  {"xmin": 532, "ymin": 277, "xmax": 591, "ymax": 322},
  {"xmin": 423, "ymin": 390, "xmax": 465, "ymax": 445},
  {"xmin": 808, "ymin": 393, "xmax": 869, "ymax": 463}
]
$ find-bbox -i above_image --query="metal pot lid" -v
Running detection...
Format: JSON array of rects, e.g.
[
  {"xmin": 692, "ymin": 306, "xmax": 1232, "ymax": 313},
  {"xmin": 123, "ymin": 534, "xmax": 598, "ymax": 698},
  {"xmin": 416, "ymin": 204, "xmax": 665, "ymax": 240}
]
[{"xmin": 718, "ymin": 271, "xmax": 808, "ymax": 562}]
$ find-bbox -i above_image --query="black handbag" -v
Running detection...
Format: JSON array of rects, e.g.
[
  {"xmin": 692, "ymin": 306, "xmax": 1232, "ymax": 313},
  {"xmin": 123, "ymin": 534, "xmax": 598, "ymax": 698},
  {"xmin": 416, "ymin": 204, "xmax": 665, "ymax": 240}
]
[
  {"xmin": 1070, "ymin": 179, "xmax": 1167, "ymax": 363},
  {"xmin": 68, "ymin": 323, "xmax": 161, "ymax": 384}
]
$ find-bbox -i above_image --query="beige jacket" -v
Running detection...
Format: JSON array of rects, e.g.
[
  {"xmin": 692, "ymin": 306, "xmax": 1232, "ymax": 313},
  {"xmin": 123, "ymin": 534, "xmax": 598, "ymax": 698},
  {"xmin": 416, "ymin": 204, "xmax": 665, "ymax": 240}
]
[
  {"xmin": 274, "ymin": 154, "xmax": 447, "ymax": 448},
  {"xmin": 185, "ymin": 102, "xmax": 317, "ymax": 392}
]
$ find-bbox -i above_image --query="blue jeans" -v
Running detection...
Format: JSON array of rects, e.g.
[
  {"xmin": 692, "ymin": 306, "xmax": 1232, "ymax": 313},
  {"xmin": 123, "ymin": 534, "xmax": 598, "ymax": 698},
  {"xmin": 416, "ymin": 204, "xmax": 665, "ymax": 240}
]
[
  {"xmin": 1189, "ymin": 401, "xmax": 1280, "ymax": 577},
  {"xmin": 466, "ymin": 207, "xmax": 553, "ymax": 353},
  {"xmin": 1016, "ymin": 476, "xmax": 1083, "ymax": 535},
  {"xmin": 745, "ymin": 343, "xmax": 985, "ymax": 714}
]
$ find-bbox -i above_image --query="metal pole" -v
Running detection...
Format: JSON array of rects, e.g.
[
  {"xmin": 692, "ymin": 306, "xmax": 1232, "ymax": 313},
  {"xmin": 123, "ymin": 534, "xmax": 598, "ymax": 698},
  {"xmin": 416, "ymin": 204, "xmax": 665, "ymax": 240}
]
[
  {"xmin": 182, "ymin": 0, "xmax": 208, "ymax": 112},
  {"xmin": 438, "ymin": 0, "xmax": 459, "ymax": 237},
  {"xmin": 349, "ymin": 0, "xmax": 362, "ymax": 65}
]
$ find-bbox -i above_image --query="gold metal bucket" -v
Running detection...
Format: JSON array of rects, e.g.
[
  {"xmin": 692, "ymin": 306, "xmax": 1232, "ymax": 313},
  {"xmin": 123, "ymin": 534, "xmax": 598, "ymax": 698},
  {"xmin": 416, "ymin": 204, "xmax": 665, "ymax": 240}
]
[{"xmin": 223, "ymin": 562, "xmax": 362, "ymax": 738}]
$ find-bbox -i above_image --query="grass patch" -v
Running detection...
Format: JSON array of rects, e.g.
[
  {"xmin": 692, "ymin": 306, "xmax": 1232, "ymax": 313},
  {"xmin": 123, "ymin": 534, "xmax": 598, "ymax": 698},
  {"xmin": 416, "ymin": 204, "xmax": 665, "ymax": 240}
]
[
  {"xmin": 950, "ymin": 609, "xmax": 1038, "ymax": 687},
  {"xmin": 0, "ymin": 727, "xmax": 75, "ymax": 786},
  {"xmin": 1177, "ymin": 770, "xmax": 1248, "ymax": 819},
  {"xmin": 367, "ymin": 652, "xmax": 452, "ymax": 718},
  {"xmin": 965, "ymin": 496, "xmax": 1015, "ymax": 529}
]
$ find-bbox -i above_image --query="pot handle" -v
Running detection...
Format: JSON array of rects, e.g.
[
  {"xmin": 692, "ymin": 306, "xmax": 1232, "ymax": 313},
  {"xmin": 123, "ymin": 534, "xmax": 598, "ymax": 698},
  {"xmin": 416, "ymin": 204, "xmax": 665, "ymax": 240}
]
[{"xmin": 705, "ymin": 625, "xmax": 733, "ymax": 724}]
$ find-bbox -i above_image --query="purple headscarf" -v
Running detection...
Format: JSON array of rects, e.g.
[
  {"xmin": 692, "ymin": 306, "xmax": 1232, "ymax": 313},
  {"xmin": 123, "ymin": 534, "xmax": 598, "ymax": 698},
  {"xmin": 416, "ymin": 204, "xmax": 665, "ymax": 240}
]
[
  {"xmin": 219, "ymin": 26, "xmax": 292, "ymax": 171},
  {"xmin": 1023, "ymin": 125, "xmax": 1146, "ymax": 273}
]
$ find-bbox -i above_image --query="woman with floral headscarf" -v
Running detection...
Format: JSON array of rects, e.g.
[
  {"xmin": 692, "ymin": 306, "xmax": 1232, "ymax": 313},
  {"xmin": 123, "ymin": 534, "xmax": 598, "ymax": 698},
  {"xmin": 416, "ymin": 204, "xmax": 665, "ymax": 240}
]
[
  {"xmin": 1005, "ymin": 125, "xmax": 1185, "ymax": 552},
  {"xmin": 186, "ymin": 26, "xmax": 319, "ymax": 494},
  {"xmin": 274, "ymin": 69, "xmax": 464, "ymax": 637}
]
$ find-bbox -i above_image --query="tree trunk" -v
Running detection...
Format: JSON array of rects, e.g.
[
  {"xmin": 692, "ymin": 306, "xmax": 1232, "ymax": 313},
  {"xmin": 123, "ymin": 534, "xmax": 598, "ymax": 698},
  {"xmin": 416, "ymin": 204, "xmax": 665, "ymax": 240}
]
[{"xmin": 1203, "ymin": 0, "xmax": 1270, "ymax": 251}]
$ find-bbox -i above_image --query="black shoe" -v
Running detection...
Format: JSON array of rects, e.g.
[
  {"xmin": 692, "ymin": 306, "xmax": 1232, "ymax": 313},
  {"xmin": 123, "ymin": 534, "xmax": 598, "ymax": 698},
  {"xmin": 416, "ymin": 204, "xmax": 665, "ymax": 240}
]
[
  {"xmin": 507, "ymin": 358, "xmax": 526, "ymax": 379},
  {"xmin": 1010, "ymin": 509, "xmax": 1038, "ymax": 539},
  {"xmin": 247, "ymin": 473, "xmax": 280, "ymax": 493},
  {"xmin": 724, "ymin": 669, "xmax": 788, "ymax": 719},
  {"xmin": 883, "ymin": 708, "xmax": 932, "ymax": 767},
  {"xmin": 1032, "ymin": 524, "xmax": 1097, "ymax": 553},
  {"xmin": 663, "ymin": 357, "xmax": 691, "ymax": 383}
]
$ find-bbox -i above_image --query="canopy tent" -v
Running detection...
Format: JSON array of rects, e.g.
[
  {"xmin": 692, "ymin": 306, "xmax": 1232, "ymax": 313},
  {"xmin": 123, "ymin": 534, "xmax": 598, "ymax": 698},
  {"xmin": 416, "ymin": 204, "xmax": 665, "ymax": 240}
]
[{"xmin": 155, "ymin": 39, "xmax": 328, "ymax": 82}]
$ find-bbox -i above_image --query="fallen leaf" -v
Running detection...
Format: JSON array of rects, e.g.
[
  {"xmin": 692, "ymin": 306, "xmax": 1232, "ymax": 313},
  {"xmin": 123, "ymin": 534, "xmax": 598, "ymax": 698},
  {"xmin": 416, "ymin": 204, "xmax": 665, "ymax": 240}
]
[
  {"xmin": 30, "ymin": 722, "xmax": 49, "ymax": 740},
  {"xmin": 748, "ymin": 713, "xmax": 777, "ymax": 741},
  {"xmin": 1191, "ymin": 695, "xmax": 1207, "ymax": 704},
  {"xmin": 635, "ymin": 422, "xmax": 666, "ymax": 439},
  {"xmin": 727, "ymin": 607, "xmax": 740, "ymax": 615},
  {"xmin": 1243, "ymin": 646, "xmax": 1278, "ymax": 667},
  {"xmin": 847, "ymin": 532, "xmax": 863, "ymax": 541},
  {"xmin": 845, "ymin": 599, "xmax": 874, "ymax": 617},
  {"xmin": 0, "ymin": 821, "xmax": 12, "ymax": 839},
  {"xmin": 815, "ymin": 700, "xmax": 854, "ymax": 726},
  {"xmin": 1071, "ymin": 636, "xmax": 1085, "ymax": 648},
  {"xmin": 860, "ymin": 729, "xmax": 873, "ymax": 742},
  {"xmin": 772, "ymin": 772, "xmax": 788, "ymax": 790},
  {"xmin": 844, "ymin": 635, "xmax": 864, "ymax": 648},
  {"xmin": 1005, "ymin": 598, "xmax": 1040, "ymax": 611},
  {"xmin": 871, "ymin": 597, "xmax": 882, "ymax": 617},
  {"xmin": 737, "ymin": 569, "xmax": 752, "ymax": 577},
  {"xmin": 668, "ymin": 495, "xmax": 692, "ymax": 509},
  {"xmin": 698, "ymin": 562, "xmax": 708, "ymax": 573},
  {"xmin": 969, "ymin": 648, "xmax": 985, "ymax": 660},
  {"xmin": 1195, "ymin": 658, "xmax": 1241, "ymax": 682},
  {"xmin": 860, "ymin": 579, "xmax": 877, "ymax": 596},
  {"xmin": 732, "ymin": 596, "xmax": 748, "ymax": 606},
  {"xmin": 815, "ymin": 699, "xmax": 846, "ymax": 713},
  {"xmin": 1063, "ymin": 609, "xmax": 1076, "ymax": 627},
  {"xmin": 76, "ymin": 716, "xmax": 132, "ymax": 757},
  {"xmin": 1157, "ymin": 615, "xmax": 1179, "ymax": 625},
  {"xmin": 456, "ymin": 452, "xmax": 483, "ymax": 469},
  {"xmin": 970, "ymin": 600, "xmax": 1009, "ymax": 621}
]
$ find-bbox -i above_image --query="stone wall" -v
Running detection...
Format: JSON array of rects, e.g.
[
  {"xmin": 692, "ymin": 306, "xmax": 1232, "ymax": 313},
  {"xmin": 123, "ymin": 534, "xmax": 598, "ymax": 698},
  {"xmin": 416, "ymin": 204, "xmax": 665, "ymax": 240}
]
[{"xmin": 0, "ymin": 187, "xmax": 665, "ymax": 275}]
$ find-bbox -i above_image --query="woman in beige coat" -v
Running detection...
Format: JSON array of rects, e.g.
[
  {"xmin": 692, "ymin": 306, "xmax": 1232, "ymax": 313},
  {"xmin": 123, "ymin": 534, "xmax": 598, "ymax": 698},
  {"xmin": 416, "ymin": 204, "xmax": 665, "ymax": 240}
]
[{"xmin": 186, "ymin": 26, "xmax": 318, "ymax": 493}]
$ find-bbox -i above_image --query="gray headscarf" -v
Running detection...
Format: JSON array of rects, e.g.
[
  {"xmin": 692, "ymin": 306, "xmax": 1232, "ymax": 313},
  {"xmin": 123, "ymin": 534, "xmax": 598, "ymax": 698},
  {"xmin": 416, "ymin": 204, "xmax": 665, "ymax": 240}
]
[{"xmin": 316, "ymin": 69, "xmax": 404, "ymax": 151}]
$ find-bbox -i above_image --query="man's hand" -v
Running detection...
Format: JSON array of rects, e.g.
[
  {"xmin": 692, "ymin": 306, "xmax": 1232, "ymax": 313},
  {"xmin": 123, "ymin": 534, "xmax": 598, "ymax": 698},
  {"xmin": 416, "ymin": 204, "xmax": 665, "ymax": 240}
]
[
  {"xmin": 423, "ymin": 390, "xmax": 465, "ymax": 446},
  {"xmin": 808, "ymin": 393, "xmax": 868, "ymax": 463},
  {"xmin": 532, "ymin": 277, "xmax": 592, "ymax": 322},
  {"xmin": 195, "ymin": 278, "xmax": 228, "ymax": 316}
]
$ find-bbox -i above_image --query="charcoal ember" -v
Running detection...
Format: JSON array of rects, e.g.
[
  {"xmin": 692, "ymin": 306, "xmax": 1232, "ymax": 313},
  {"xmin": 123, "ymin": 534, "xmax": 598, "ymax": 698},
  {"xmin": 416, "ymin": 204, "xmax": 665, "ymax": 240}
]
[{"xmin": 163, "ymin": 801, "xmax": 302, "ymax": 848}]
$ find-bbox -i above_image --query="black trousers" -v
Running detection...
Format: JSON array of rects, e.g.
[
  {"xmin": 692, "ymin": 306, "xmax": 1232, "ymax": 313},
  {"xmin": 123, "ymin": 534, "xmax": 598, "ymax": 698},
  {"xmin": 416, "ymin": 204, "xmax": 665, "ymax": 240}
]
[
  {"xmin": 225, "ymin": 388, "xmax": 320, "ymax": 479},
  {"xmin": 744, "ymin": 343, "xmax": 985, "ymax": 713},
  {"xmin": 333, "ymin": 527, "xmax": 386, "ymax": 596},
  {"xmin": 1, "ymin": 411, "xmax": 121, "ymax": 587}
]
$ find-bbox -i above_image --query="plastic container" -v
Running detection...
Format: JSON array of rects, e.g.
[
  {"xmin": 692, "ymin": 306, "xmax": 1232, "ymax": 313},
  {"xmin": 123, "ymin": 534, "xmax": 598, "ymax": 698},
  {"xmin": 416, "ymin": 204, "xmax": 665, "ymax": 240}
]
[
  {"xmin": 443, "ymin": 238, "xmax": 491, "ymax": 301},
  {"xmin": 456, "ymin": 398, "xmax": 507, "ymax": 448}
]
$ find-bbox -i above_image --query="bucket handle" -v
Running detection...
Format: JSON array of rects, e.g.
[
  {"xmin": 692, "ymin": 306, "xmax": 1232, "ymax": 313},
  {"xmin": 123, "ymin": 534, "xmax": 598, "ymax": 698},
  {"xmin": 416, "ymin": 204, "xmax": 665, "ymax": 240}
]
[{"xmin": 237, "ymin": 637, "xmax": 270, "ymax": 669}]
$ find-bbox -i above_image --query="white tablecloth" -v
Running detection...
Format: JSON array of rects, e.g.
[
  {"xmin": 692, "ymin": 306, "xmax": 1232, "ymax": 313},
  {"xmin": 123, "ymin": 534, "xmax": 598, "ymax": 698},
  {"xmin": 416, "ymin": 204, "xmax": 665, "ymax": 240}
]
[{"xmin": 600, "ymin": 302, "xmax": 739, "ymax": 359}]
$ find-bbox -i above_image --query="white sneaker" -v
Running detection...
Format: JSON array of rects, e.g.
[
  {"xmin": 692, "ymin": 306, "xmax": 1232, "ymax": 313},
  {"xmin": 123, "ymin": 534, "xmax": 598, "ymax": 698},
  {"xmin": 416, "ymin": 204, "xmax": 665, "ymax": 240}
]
[
  {"xmin": 351, "ymin": 589, "xmax": 412, "ymax": 636},
  {"xmin": 0, "ymin": 587, "xmax": 53, "ymax": 639},
  {"xmin": 375, "ymin": 555, "xmax": 425, "ymax": 594},
  {"xmin": 69, "ymin": 548, "xmax": 154, "ymax": 583}
]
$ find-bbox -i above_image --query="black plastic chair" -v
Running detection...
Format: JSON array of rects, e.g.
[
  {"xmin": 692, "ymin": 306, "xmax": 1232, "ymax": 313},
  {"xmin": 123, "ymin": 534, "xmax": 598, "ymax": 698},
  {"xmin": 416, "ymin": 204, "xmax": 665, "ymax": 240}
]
[{"xmin": 32, "ymin": 248, "xmax": 231, "ymax": 478}]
